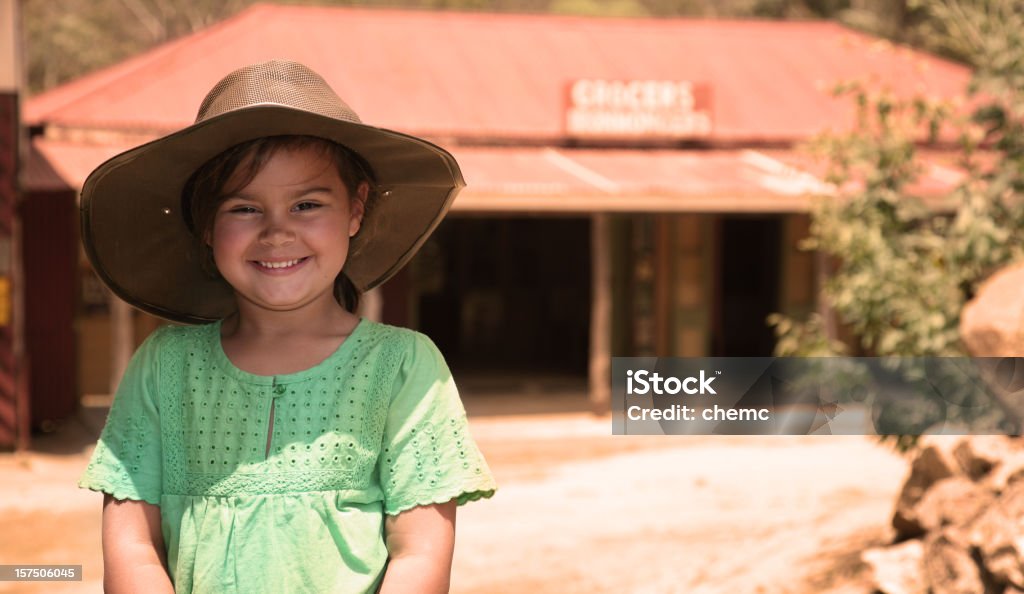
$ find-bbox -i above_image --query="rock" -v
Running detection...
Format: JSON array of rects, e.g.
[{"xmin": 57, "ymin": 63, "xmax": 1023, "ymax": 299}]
[
  {"xmin": 955, "ymin": 436, "xmax": 1020, "ymax": 480},
  {"xmin": 915, "ymin": 476, "xmax": 995, "ymax": 533},
  {"xmin": 893, "ymin": 437, "xmax": 963, "ymax": 538},
  {"xmin": 961, "ymin": 262, "xmax": 1024, "ymax": 357},
  {"xmin": 862, "ymin": 539, "xmax": 926, "ymax": 594},
  {"xmin": 968, "ymin": 481, "xmax": 1024, "ymax": 590},
  {"xmin": 923, "ymin": 529, "xmax": 985, "ymax": 594},
  {"xmin": 960, "ymin": 264, "xmax": 1024, "ymax": 428},
  {"xmin": 987, "ymin": 452, "xmax": 1024, "ymax": 493}
]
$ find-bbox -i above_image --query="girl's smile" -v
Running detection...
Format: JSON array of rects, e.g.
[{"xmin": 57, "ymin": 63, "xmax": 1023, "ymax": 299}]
[
  {"xmin": 210, "ymin": 146, "xmax": 367, "ymax": 316},
  {"xmin": 253, "ymin": 257, "xmax": 309, "ymax": 271}
]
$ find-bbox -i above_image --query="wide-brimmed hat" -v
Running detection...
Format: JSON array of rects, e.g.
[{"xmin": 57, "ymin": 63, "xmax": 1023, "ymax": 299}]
[{"xmin": 81, "ymin": 59, "xmax": 464, "ymax": 324}]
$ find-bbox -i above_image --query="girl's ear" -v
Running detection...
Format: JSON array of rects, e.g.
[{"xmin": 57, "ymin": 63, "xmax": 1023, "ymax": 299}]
[{"xmin": 349, "ymin": 182, "xmax": 369, "ymax": 238}]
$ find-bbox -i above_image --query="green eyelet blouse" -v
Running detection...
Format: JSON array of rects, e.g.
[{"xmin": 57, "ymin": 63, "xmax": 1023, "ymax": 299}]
[{"xmin": 79, "ymin": 319, "xmax": 496, "ymax": 594}]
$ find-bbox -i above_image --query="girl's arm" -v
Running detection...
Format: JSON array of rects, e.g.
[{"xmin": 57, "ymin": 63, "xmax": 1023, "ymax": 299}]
[
  {"xmin": 379, "ymin": 500, "xmax": 457, "ymax": 594},
  {"xmin": 102, "ymin": 494, "xmax": 175, "ymax": 594}
]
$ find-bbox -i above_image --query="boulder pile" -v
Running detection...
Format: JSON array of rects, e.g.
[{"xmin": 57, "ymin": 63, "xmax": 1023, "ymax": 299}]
[
  {"xmin": 863, "ymin": 435, "xmax": 1024, "ymax": 594},
  {"xmin": 960, "ymin": 262, "xmax": 1024, "ymax": 358}
]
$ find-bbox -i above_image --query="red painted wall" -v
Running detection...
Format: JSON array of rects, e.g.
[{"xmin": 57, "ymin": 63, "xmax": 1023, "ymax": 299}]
[{"xmin": 20, "ymin": 189, "xmax": 77, "ymax": 430}]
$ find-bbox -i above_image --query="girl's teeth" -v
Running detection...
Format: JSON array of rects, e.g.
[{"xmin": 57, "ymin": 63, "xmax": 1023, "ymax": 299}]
[{"xmin": 260, "ymin": 259, "xmax": 301, "ymax": 269}]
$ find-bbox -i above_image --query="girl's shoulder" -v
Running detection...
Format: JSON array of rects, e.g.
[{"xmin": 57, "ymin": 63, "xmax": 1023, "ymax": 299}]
[
  {"xmin": 357, "ymin": 319, "xmax": 442, "ymax": 359},
  {"xmin": 129, "ymin": 322, "xmax": 219, "ymax": 372},
  {"xmin": 144, "ymin": 321, "xmax": 217, "ymax": 351},
  {"xmin": 356, "ymin": 322, "xmax": 452, "ymax": 387}
]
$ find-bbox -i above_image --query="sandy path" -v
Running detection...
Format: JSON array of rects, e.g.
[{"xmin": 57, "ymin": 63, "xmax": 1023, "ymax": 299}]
[
  {"xmin": 0, "ymin": 411, "xmax": 907, "ymax": 593},
  {"xmin": 454, "ymin": 416, "xmax": 906, "ymax": 593}
]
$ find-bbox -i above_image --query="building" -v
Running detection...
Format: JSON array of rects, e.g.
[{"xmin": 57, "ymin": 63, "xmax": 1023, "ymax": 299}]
[{"xmin": 21, "ymin": 5, "xmax": 972, "ymax": 426}]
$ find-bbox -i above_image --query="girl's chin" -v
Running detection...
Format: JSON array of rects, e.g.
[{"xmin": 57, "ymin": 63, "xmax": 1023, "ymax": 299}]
[{"xmin": 234, "ymin": 291, "xmax": 340, "ymax": 313}]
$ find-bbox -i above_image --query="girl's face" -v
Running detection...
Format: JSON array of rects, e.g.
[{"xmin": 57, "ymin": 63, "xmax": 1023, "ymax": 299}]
[{"xmin": 210, "ymin": 146, "xmax": 367, "ymax": 316}]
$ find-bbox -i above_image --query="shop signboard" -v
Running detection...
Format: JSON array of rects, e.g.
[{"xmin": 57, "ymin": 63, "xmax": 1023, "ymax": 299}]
[{"xmin": 566, "ymin": 79, "xmax": 712, "ymax": 140}]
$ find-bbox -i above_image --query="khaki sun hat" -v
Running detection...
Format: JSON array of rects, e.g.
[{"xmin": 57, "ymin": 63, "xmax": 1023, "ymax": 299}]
[{"xmin": 81, "ymin": 59, "xmax": 465, "ymax": 325}]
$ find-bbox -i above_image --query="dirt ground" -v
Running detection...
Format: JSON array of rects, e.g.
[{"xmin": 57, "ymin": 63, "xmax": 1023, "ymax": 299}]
[{"xmin": 0, "ymin": 390, "xmax": 907, "ymax": 593}]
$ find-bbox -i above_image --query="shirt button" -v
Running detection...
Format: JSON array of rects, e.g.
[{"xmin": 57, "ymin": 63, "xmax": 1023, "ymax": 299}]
[{"xmin": 274, "ymin": 384, "xmax": 286, "ymax": 395}]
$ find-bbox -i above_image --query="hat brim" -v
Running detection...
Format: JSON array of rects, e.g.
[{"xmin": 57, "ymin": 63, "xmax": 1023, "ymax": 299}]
[{"xmin": 81, "ymin": 104, "xmax": 465, "ymax": 324}]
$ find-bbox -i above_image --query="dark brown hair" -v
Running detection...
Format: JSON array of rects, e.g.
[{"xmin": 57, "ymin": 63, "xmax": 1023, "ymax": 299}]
[{"xmin": 181, "ymin": 135, "xmax": 377, "ymax": 313}]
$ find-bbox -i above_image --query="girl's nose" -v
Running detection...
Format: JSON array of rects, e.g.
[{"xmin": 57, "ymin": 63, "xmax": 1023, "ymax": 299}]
[{"xmin": 258, "ymin": 216, "xmax": 295, "ymax": 246}]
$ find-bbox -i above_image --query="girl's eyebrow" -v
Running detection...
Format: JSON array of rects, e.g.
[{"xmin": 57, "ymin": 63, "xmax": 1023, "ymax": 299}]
[
  {"xmin": 292, "ymin": 186, "xmax": 334, "ymax": 197},
  {"xmin": 227, "ymin": 186, "xmax": 335, "ymax": 201}
]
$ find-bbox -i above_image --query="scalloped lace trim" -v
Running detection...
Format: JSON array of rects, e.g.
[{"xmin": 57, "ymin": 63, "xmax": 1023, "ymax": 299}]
[
  {"xmin": 384, "ymin": 481, "xmax": 497, "ymax": 516},
  {"xmin": 78, "ymin": 478, "xmax": 161, "ymax": 506}
]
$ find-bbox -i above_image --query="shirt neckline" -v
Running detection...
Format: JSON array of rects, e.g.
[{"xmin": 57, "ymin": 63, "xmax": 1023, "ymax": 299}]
[{"xmin": 208, "ymin": 317, "xmax": 370, "ymax": 385}]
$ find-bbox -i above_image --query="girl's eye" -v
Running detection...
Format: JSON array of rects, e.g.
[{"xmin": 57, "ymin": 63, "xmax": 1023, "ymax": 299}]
[
  {"xmin": 227, "ymin": 205, "xmax": 258, "ymax": 214},
  {"xmin": 294, "ymin": 202, "xmax": 321, "ymax": 212}
]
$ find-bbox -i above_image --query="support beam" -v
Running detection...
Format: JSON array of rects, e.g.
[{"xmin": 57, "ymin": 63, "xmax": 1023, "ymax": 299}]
[
  {"xmin": 110, "ymin": 295, "xmax": 133, "ymax": 394},
  {"xmin": 360, "ymin": 287, "xmax": 383, "ymax": 322},
  {"xmin": 589, "ymin": 213, "xmax": 611, "ymax": 415},
  {"xmin": 816, "ymin": 250, "xmax": 838, "ymax": 343}
]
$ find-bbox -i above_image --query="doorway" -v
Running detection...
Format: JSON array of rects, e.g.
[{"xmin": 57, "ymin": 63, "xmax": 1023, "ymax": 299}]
[
  {"xmin": 413, "ymin": 217, "xmax": 591, "ymax": 376},
  {"xmin": 714, "ymin": 216, "xmax": 781, "ymax": 356}
]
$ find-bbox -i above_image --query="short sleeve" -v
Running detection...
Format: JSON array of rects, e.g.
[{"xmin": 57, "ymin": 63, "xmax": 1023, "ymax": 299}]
[
  {"xmin": 79, "ymin": 327, "xmax": 169, "ymax": 505},
  {"xmin": 379, "ymin": 333, "xmax": 496, "ymax": 515}
]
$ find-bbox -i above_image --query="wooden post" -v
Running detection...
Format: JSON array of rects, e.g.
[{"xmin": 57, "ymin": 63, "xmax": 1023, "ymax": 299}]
[
  {"xmin": 654, "ymin": 216, "xmax": 672, "ymax": 356},
  {"xmin": 110, "ymin": 295, "xmax": 133, "ymax": 394},
  {"xmin": 816, "ymin": 250, "xmax": 837, "ymax": 343},
  {"xmin": 360, "ymin": 287, "xmax": 383, "ymax": 322},
  {"xmin": 589, "ymin": 213, "xmax": 611, "ymax": 415}
]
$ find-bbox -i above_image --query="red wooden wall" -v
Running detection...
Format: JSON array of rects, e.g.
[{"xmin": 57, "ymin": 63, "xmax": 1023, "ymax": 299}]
[{"xmin": 20, "ymin": 189, "xmax": 77, "ymax": 431}]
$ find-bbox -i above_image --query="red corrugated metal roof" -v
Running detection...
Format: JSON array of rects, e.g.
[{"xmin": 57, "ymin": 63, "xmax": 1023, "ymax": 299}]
[
  {"xmin": 29, "ymin": 139, "xmax": 137, "ymax": 194},
  {"xmin": 22, "ymin": 141, "xmax": 74, "ymax": 192},
  {"xmin": 452, "ymin": 147, "xmax": 832, "ymax": 212},
  {"xmin": 452, "ymin": 146, "xmax": 833, "ymax": 201},
  {"xmin": 25, "ymin": 4, "xmax": 972, "ymax": 143},
  {"xmin": 30, "ymin": 138, "xmax": 961, "ymax": 212}
]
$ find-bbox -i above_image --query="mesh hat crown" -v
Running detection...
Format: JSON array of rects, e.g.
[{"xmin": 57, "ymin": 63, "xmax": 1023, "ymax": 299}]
[{"xmin": 81, "ymin": 60, "xmax": 465, "ymax": 324}]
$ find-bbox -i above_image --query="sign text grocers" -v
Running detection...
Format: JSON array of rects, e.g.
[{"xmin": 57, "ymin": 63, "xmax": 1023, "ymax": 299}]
[{"xmin": 566, "ymin": 79, "xmax": 712, "ymax": 139}]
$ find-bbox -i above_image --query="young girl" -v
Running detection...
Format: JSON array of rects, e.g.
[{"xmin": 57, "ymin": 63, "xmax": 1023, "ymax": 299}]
[{"xmin": 79, "ymin": 60, "xmax": 496, "ymax": 594}]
